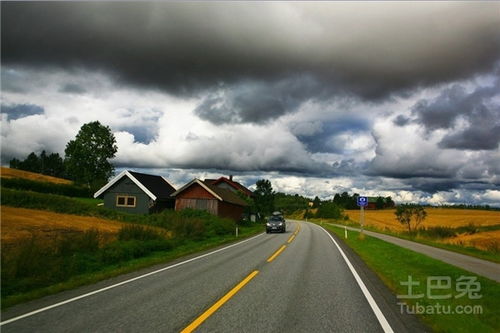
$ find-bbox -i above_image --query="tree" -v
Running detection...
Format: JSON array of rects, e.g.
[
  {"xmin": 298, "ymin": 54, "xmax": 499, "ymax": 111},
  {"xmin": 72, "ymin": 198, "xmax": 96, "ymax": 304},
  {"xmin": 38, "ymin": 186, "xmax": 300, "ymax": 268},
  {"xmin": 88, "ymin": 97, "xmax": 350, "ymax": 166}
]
[
  {"xmin": 395, "ymin": 204, "xmax": 427, "ymax": 235},
  {"xmin": 9, "ymin": 151, "xmax": 66, "ymax": 178},
  {"xmin": 253, "ymin": 179, "xmax": 275, "ymax": 217},
  {"xmin": 312, "ymin": 196, "xmax": 321, "ymax": 208},
  {"xmin": 376, "ymin": 196, "xmax": 385, "ymax": 209},
  {"xmin": 64, "ymin": 121, "xmax": 117, "ymax": 189},
  {"xmin": 315, "ymin": 201, "xmax": 343, "ymax": 219},
  {"xmin": 385, "ymin": 196, "xmax": 395, "ymax": 208}
]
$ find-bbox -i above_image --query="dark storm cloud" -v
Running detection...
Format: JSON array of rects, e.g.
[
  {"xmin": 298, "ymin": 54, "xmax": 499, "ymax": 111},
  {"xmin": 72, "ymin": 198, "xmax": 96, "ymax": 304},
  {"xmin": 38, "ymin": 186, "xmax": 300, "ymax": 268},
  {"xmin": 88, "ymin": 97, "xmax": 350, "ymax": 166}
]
[
  {"xmin": 401, "ymin": 178, "xmax": 498, "ymax": 194},
  {"xmin": 393, "ymin": 115, "xmax": 410, "ymax": 127},
  {"xmin": 119, "ymin": 126, "xmax": 157, "ymax": 145},
  {"xmin": 411, "ymin": 77, "xmax": 500, "ymax": 150},
  {"xmin": 439, "ymin": 125, "xmax": 500, "ymax": 151},
  {"xmin": 1, "ymin": 103, "xmax": 44, "ymax": 120},
  {"xmin": 296, "ymin": 118, "xmax": 370, "ymax": 154},
  {"xmin": 59, "ymin": 83, "xmax": 87, "ymax": 94},
  {"xmin": 2, "ymin": 2, "xmax": 500, "ymax": 123},
  {"xmin": 194, "ymin": 76, "xmax": 329, "ymax": 124}
]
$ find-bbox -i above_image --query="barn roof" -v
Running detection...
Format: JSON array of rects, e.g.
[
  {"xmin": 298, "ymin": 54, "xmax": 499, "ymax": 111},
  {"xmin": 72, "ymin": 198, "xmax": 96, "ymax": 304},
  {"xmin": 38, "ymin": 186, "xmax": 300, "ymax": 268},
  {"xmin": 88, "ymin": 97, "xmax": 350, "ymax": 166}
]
[
  {"xmin": 93, "ymin": 170, "xmax": 176, "ymax": 201},
  {"xmin": 211, "ymin": 177, "xmax": 254, "ymax": 197},
  {"xmin": 171, "ymin": 179, "xmax": 248, "ymax": 207}
]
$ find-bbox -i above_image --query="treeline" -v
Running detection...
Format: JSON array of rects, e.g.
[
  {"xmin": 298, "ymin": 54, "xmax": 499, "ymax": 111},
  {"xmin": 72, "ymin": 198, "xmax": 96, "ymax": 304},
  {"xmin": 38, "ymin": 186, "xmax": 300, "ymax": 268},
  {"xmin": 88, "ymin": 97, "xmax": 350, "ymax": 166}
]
[
  {"xmin": 9, "ymin": 151, "xmax": 66, "ymax": 178},
  {"xmin": 431, "ymin": 204, "xmax": 499, "ymax": 211}
]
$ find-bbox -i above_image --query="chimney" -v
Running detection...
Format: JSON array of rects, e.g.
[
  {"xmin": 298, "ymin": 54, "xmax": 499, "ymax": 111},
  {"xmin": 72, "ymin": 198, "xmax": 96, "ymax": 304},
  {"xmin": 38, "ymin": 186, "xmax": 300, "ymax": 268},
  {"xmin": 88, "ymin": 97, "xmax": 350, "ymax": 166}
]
[{"xmin": 229, "ymin": 175, "xmax": 233, "ymax": 181}]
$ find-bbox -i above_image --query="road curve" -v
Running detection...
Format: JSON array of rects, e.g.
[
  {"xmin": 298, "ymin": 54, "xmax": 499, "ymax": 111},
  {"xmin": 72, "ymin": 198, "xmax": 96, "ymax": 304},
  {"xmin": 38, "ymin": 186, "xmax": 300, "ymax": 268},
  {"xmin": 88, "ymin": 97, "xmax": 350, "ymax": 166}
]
[{"xmin": 1, "ymin": 221, "xmax": 425, "ymax": 332}]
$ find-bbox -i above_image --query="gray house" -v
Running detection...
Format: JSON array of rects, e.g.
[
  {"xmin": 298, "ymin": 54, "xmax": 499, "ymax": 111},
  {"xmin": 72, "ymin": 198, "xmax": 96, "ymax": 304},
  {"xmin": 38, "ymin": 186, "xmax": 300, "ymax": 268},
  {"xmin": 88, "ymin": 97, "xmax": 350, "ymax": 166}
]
[{"xmin": 94, "ymin": 170, "xmax": 176, "ymax": 214}]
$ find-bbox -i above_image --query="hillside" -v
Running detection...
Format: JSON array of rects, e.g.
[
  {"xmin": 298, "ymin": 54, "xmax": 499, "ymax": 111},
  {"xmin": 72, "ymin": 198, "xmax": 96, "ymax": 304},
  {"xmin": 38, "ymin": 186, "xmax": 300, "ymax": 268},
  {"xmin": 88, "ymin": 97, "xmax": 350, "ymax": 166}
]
[
  {"xmin": 1, "ymin": 206, "xmax": 127, "ymax": 248},
  {"xmin": 1, "ymin": 167, "xmax": 72, "ymax": 185}
]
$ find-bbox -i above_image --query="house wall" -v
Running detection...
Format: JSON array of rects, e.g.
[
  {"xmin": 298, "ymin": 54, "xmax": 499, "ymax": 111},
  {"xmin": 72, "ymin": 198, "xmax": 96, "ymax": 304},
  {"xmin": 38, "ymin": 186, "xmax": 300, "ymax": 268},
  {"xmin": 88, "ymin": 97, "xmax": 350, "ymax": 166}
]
[
  {"xmin": 175, "ymin": 198, "xmax": 218, "ymax": 215},
  {"xmin": 177, "ymin": 183, "xmax": 214, "ymax": 199},
  {"xmin": 218, "ymin": 201, "xmax": 245, "ymax": 221},
  {"xmin": 103, "ymin": 177, "xmax": 151, "ymax": 214}
]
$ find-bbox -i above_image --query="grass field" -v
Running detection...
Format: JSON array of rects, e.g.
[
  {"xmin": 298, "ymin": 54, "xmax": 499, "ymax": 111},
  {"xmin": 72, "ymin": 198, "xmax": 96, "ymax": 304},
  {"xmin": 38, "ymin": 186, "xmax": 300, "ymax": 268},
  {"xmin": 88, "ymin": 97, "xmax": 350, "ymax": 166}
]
[
  {"xmin": 1, "ymin": 167, "xmax": 72, "ymax": 184},
  {"xmin": 344, "ymin": 208, "xmax": 500, "ymax": 252},
  {"xmin": 325, "ymin": 224, "xmax": 500, "ymax": 332}
]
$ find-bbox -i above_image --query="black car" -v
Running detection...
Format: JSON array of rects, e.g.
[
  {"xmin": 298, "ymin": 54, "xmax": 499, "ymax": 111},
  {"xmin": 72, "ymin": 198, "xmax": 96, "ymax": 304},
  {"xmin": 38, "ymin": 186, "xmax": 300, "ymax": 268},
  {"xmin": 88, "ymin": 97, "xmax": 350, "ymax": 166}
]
[{"xmin": 266, "ymin": 216, "xmax": 286, "ymax": 233}]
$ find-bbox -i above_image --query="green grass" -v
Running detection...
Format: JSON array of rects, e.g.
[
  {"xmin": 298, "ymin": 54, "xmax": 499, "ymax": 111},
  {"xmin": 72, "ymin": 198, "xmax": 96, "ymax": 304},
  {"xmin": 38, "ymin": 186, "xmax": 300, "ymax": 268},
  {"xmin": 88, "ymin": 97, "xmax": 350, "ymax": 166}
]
[
  {"xmin": 314, "ymin": 217, "xmax": 500, "ymax": 264},
  {"xmin": 1, "ymin": 224, "xmax": 263, "ymax": 309},
  {"xmin": 73, "ymin": 197, "xmax": 103, "ymax": 205},
  {"xmin": 324, "ymin": 224, "xmax": 500, "ymax": 332}
]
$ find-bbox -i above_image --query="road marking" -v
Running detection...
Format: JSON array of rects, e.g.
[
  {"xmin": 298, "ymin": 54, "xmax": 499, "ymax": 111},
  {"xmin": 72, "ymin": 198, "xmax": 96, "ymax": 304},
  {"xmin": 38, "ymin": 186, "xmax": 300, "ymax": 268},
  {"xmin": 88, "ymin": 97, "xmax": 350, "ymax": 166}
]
[
  {"xmin": 319, "ymin": 225, "xmax": 394, "ymax": 333},
  {"xmin": 267, "ymin": 245, "xmax": 287, "ymax": 262},
  {"xmin": 287, "ymin": 234, "xmax": 296, "ymax": 243},
  {"xmin": 181, "ymin": 270, "xmax": 259, "ymax": 333},
  {"xmin": 294, "ymin": 224, "xmax": 301, "ymax": 235},
  {"xmin": 0, "ymin": 233, "xmax": 265, "ymax": 326}
]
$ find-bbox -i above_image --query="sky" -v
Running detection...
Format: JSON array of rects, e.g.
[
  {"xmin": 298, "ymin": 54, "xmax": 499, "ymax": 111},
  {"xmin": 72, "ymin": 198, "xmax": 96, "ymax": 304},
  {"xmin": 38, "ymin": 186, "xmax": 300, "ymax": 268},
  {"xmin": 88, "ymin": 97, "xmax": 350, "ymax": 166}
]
[{"xmin": 1, "ymin": 2, "xmax": 500, "ymax": 206}]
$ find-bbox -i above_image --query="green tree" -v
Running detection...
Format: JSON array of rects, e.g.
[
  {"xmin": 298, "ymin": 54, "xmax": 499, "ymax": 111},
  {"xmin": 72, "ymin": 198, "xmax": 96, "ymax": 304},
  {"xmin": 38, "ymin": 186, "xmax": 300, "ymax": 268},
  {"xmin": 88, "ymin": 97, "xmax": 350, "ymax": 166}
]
[
  {"xmin": 312, "ymin": 196, "xmax": 321, "ymax": 208},
  {"xmin": 315, "ymin": 201, "xmax": 343, "ymax": 219},
  {"xmin": 385, "ymin": 196, "xmax": 395, "ymax": 208},
  {"xmin": 64, "ymin": 121, "xmax": 117, "ymax": 189},
  {"xmin": 375, "ymin": 196, "xmax": 385, "ymax": 209},
  {"xmin": 395, "ymin": 204, "xmax": 427, "ymax": 235},
  {"xmin": 253, "ymin": 179, "xmax": 275, "ymax": 218}
]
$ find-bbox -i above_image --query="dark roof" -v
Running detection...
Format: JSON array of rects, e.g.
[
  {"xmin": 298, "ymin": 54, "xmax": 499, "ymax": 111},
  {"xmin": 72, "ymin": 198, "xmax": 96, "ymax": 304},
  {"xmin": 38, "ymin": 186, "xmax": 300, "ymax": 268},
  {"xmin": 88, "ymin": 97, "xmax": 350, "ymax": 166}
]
[
  {"xmin": 211, "ymin": 177, "xmax": 254, "ymax": 197},
  {"xmin": 201, "ymin": 180, "xmax": 248, "ymax": 206},
  {"xmin": 129, "ymin": 171, "xmax": 176, "ymax": 200}
]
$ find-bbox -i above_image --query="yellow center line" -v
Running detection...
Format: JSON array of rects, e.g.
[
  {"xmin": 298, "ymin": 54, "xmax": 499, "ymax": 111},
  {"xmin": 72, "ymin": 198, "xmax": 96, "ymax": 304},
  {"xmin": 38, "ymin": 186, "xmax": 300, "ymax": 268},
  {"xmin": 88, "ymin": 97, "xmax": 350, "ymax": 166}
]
[
  {"xmin": 294, "ymin": 224, "xmax": 301, "ymax": 235},
  {"xmin": 180, "ymin": 270, "xmax": 259, "ymax": 333},
  {"xmin": 287, "ymin": 234, "xmax": 296, "ymax": 243},
  {"xmin": 267, "ymin": 245, "xmax": 287, "ymax": 262}
]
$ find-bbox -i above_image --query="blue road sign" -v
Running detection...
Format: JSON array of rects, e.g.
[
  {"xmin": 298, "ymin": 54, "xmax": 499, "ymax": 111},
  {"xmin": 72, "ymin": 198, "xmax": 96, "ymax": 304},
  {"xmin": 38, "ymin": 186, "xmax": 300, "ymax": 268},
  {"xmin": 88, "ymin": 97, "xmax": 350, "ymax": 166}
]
[{"xmin": 357, "ymin": 196, "xmax": 368, "ymax": 207}]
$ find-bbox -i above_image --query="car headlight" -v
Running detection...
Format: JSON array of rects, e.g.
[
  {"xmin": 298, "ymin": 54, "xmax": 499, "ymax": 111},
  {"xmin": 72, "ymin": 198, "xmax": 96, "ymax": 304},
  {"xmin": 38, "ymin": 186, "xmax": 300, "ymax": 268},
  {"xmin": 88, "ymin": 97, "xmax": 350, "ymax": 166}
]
[
  {"xmin": 279, "ymin": 222, "xmax": 283, "ymax": 226},
  {"xmin": 266, "ymin": 223, "xmax": 271, "ymax": 227}
]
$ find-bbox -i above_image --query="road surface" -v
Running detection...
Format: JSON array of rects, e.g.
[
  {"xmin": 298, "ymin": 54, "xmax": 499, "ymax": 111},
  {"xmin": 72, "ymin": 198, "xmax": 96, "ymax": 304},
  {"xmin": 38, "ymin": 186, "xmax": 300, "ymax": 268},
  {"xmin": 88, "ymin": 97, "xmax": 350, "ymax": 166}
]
[
  {"xmin": 1, "ymin": 221, "xmax": 426, "ymax": 332},
  {"xmin": 328, "ymin": 223, "xmax": 500, "ymax": 283}
]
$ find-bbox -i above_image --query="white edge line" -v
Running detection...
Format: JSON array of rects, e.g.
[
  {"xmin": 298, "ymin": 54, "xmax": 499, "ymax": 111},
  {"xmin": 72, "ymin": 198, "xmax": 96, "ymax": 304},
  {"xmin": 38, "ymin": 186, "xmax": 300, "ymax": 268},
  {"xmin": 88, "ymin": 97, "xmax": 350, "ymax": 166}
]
[
  {"xmin": 0, "ymin": 233, "xmax": 264, "ymax": 326},
  {"xmin": 318, "ymin": 224, "xmax": 394, "ymax": 333}
]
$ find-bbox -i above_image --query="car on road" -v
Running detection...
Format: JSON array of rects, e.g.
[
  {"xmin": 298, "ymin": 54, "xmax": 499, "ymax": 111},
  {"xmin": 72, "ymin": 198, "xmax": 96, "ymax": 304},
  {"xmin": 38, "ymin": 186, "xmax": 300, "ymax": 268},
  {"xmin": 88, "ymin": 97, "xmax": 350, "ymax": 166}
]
[{"xmin": 266, "ymin": 215, "xmax": 286, "ymax": 233}]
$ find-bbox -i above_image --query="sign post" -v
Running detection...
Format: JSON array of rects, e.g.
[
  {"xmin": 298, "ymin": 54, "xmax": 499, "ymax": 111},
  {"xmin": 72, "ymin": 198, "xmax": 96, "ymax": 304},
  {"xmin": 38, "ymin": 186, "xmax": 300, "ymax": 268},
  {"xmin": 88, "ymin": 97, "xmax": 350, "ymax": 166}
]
[{"xmin": 357, "ymin": 196, "xmax": 368, "ymax": 235}]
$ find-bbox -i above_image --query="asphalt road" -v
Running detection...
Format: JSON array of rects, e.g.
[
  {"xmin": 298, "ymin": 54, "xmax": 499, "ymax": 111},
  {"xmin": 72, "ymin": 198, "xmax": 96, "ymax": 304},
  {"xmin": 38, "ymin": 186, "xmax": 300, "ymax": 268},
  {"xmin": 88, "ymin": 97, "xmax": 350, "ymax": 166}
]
[{"xmin": 1, "ymin": 221, "xmax": 426, "ymax": 332}]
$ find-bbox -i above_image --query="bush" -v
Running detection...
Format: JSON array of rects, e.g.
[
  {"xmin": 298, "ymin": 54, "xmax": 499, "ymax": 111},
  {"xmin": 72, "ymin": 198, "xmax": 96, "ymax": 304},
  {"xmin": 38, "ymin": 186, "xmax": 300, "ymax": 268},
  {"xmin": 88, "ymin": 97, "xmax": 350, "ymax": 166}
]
[
  {"xmin": 1, "ymin": 177, "xmax": 92, "ymax": 197},
  {"xmin": 456, "ymin": 223, "xmax": 478, "ymax": 235},
  {"xmin": 118, "ymin": 225, "xmax": 165, "ymax": 241},
  {"xmin": 315, "ymin": 202, "xmax": 343, "ymax": 219},
  {"xmin": 418, "ymin": 226, "xmax": 456, "ymax": 239}
]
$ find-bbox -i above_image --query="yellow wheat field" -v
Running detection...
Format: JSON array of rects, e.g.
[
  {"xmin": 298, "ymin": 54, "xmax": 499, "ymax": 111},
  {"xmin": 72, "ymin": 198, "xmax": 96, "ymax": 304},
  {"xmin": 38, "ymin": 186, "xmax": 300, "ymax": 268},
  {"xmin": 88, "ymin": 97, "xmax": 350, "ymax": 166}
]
[
  {"xmin": 1, "ymin": 206, "xmax": 126, "ymax": 247},
  {"xmin": 345, "ymin": 208, "xmax": 500, "ymax": 231},
  {"xmin": 345, "ymin": 208, "xmax": 500, "ymax": 252},
  {"xmin": 1, "ymin": 167, "xmax": 73, "ymax": 184}
]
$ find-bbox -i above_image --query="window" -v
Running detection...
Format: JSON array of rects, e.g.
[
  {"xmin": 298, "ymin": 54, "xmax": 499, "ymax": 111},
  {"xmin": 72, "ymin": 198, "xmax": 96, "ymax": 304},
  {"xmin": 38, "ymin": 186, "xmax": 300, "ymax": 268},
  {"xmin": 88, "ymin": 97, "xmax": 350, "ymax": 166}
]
[{"xmin": 116, "ymin": 195, "xmax": 136, "ymax": 207}]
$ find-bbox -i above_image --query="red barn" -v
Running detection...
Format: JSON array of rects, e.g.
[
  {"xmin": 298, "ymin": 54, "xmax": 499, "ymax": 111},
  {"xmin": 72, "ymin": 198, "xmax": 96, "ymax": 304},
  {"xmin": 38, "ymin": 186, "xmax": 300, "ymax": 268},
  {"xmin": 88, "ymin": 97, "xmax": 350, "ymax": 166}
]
[{"xmin": 171, "ymin": 179, "xmax": 248, "ymax": 221}]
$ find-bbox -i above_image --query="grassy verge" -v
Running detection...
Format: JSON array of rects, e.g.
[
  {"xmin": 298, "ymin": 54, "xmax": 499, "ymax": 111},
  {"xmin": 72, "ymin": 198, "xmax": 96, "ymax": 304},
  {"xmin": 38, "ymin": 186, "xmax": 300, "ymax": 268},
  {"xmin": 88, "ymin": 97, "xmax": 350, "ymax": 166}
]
[
  {"xmin": 324, "ymin": 224, "xmax": 500, "ymax": 332},
  {"xmin": 73, "ymin": 197, "xmax": 104, "ymax": 205},
  {"xmin": 312, "ymin": 217, "xmax": 500, "ymax": 264},
  {"xmin": 1, "ymin": 224, "xmax": 263, "ymax": 309}
]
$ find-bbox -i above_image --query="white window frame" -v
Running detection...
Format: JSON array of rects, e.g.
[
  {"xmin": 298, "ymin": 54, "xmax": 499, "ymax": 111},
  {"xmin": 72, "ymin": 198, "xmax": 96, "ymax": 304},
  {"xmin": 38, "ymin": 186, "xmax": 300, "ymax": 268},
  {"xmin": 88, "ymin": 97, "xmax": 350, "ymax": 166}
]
[{"xmin": 116, "ymin": 195, "xmax": 137, "ymax": 208}]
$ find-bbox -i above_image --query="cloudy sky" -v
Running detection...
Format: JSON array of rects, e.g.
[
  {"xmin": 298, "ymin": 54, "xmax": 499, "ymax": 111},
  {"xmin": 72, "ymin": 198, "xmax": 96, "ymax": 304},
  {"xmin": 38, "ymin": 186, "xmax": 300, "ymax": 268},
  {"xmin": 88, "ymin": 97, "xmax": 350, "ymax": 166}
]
[{"xmin": 2, "ymin": 2, "xmax": 500, "ymax": 206}]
